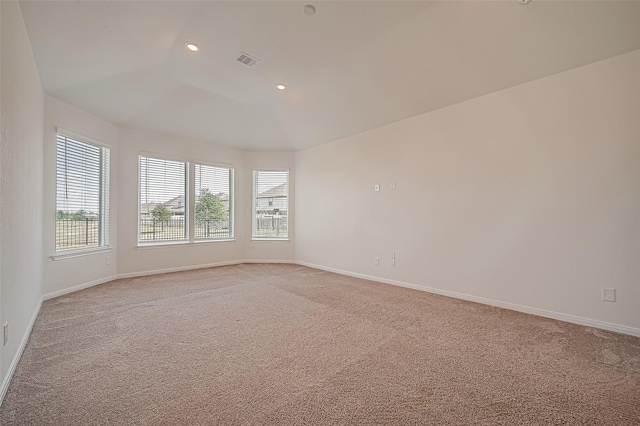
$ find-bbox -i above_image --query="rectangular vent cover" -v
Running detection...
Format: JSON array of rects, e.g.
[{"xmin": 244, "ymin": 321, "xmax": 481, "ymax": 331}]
[{"xmin": 236, "ymin": 52, "xmax": 260, "ymax": 67}]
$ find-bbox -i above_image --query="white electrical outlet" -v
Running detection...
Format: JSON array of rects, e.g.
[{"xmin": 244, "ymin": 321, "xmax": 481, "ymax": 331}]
[
  {"xmin": 374, "ymin": 184, "xmax": 380, "ymax": 192},
  {"xmin": 390, "ymin": 259, "xmax": 396, "ymax": 268},
  {"xmin": 3, "ymin": 323, "xmax": 8, "ymax": 346},
  {"xmin": 602, "ymin": 288, "xmax": 616, "ymax": 302},
  {"xmin": 374, "ymin": 257, "xmax": 379, "ymax": 266},
  {"xmin": 106, "ymin": 257, "xmax": 111, "ymax": 265}
]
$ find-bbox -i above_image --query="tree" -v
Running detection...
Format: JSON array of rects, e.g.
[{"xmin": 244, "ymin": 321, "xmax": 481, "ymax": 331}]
[
  {"xmin": 70, "ymin": 210, "xmax": 87, "ymax": 221},
  {"xmin": 151, "ymin": 205, "xmax": 172, "ymax": 228},
  {"xmin": 195, "ymin": 189, "xmax": 228, "ymax": 223}
]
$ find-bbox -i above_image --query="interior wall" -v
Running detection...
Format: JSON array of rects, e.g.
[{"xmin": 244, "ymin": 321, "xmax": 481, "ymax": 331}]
[
  {"xmin": 0, "ymin": 0, "xmax": 44, "ymax": 390},
  {"xmin": 117, "ymin": 127, "xmax": 246, "ymax": 276},
  {"xmin": 244, "ymin": 151, "xmax": 295, "ymax": 262},
  {"xmin": 42, "ymin": 96, "xmax": 119, "ymax": 297},
  {"xmin": 295, "ymin": 50, "xmax": 640, "ymax": 333}
]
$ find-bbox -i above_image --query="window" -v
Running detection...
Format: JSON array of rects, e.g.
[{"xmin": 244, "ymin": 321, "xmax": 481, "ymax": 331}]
[
  {"xmin": 195, "ymin": 164, "xmax": 234, "ymax": 240},
  {"xmin": 55, "ymin": 132, "xmax": 110, "ymax": 252},
  {"xmin": 252, "ymin": 170, "xmax": 288, "ymax": 239},
  {"xmin": 139, "ymin": 156, "xmax": 188, "ymax": 243}
]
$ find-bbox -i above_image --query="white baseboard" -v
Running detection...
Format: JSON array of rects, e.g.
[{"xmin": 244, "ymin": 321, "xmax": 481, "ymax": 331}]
[
  {"xmin": 35, "ymin": 259, "xmax": 640, "ymax": 338},
  {"xmin": 243, "ymin": 259, "xmax": 292, "ymax": 264},
  {"xmin": 43, "ymin": 275, "xmax": 119, "ymax": 301},
  {"xmin": 117, "ymin": 259, "xmax": 294, "ymax": 279},
  {"xmin": 0, "ymin": 298, "xmax": 42, "ymax": 405},
  {"xmin": 117, "ymin": 260, "xmax": 244, "ymax": 279},
  {"xmin": 294, "ymin": 261, "xmax": 640, "ymax": 338}
]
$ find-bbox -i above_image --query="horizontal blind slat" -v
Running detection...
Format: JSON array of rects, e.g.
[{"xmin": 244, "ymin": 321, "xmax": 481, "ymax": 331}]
[
  {"xmin": 252, "ymin": 170, "xmax": 288, "ymax": 239},
  {"xmin": 139, "ymin": 155, "xmax": 188, "ymax": 243},
  {"xmin": 194, "ymin": 164, "xmax": 234, "ymax": 240},
  {"xmin": 56, "ymin": 133, "xmax": 110, "ymax": 252}
]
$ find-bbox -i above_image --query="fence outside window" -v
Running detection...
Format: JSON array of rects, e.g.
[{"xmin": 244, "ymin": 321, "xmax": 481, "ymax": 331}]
[
  {"xmin": 139, "ymin": 216, "xmax": 186, "ymax": 242},
  {"xmin": 195, "ymin": 218, "xmax": 231, "ymax": 240},
  {"xmin": 56, "ymin": 219, "xmax": 100, "ymax": 251},
  {"xmin": 254, "ymin": 214, "xmax": 288, "ymax": 238}
]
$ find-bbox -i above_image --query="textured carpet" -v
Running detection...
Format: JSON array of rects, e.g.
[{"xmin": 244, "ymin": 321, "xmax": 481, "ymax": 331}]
[{"xmin": 1, "ymin": 264, "xmax": 639, "ymax": 425}]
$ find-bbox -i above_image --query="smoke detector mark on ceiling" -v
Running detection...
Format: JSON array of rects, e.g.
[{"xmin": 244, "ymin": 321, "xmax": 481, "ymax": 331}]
[{"xmin": 237, "ymin": 52, "xmax": 260, "ymax": 67}]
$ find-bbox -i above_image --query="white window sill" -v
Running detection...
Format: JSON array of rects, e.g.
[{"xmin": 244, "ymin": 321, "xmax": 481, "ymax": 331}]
[
  {"xmin": 251, "ymin": 238, "xmax": 290, "ymax": 242},
  {"xmin": 51, "ymin": 246, "xmax": 112, "ymax": 261},
  {"xmin": 136, "ymin": 241, "xmax": 189, "ymax": 249},
  {"xmin": 194, "ymin": 239, "xmax": 236, "ymax": 244},
  {"xmin": 136, "ymin": 239, "xmax": 236, "ymax": 249}
]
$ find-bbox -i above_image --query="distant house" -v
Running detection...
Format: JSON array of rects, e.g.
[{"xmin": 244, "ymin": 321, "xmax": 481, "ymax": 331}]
[
  {"xmin": 255, "ymin": 184, "xmax": 287, "ymax": 215},
  {"xmin": 140, "ymin": 195, "xmax": 185, "ymax": 216},
  {"xmin": 139, "ymin": 202, "xmax": 159, "ymax": 216},
  {"xmin": 141, "ymin": 194, "xmax": 231, "ymax": 217},
  {"xmin": 164, "ymin": 195, "xmax": 185, "ymax": 216}
]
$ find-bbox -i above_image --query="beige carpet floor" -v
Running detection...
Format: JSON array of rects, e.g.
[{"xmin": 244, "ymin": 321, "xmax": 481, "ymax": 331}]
[{"xmin": 1, "ymin": 263, "xmax": 639, "ymax": 425}]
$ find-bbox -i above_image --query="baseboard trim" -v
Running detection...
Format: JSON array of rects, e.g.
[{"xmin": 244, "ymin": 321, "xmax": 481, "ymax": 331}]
[
  {"xmin": 0, "ymin": 298, "xmax": 42, "ymax": 405},
  {"xmin": 294, "ymin": 261, "xmax": 640, "ymax": 337},
  {"xmin": 43, "ymin": 275, "xmax": 119, "ymax": 301},
  {"xmin": 117, "ymin": 260, "xmax": 244, "ymax": 279},
  {"xmin": 35, "ymin": 259, "xmax": 640, "ymax": 338},
  {"xmin": 243, "ymin": 259, "xmax": 292, "ymax": 264}
]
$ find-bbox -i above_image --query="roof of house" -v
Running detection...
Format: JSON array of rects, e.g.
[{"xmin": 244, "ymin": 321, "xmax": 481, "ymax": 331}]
[{"xmin": 257, "ymin": 184, "xmax": 287, "ymax": 199}]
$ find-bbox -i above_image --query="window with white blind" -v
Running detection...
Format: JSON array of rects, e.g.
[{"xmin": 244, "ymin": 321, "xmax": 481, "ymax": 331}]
[
  {"xmin": 55, "ymin": 132, "xmax": 110, "ymax": 252},
  {"xmin": 139, "ymin": 156, "xmax": 188, "ymax": 243},
  {"xmin": 252, "ymin": 170, "xmax": 289, "ymax": 239},
  {"xmin": 195, "ymin": 164, "xmax": 234, "ymax": 240}
]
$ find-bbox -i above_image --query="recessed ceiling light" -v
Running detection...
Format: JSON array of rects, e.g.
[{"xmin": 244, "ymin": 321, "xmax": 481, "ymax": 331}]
[
  {"xmin": 276, "ymin": 84, "xmax": 286, "ymax": 90},
  {"xmin": 304, "ymin": 4, "xmax": 316, "ymax": 16},
  {"xmin": 518, "ymin": 0, "xmax": 531, "ymax": 4},
  {"xmin": 185, "ymin": 42, "xmax": 199, "ymax": 52}
]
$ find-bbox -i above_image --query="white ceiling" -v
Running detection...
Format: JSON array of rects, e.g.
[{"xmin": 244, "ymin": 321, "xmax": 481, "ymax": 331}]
[{"xmin": 19, "ymin": 1, "xmax": 640, "ymax": 151}]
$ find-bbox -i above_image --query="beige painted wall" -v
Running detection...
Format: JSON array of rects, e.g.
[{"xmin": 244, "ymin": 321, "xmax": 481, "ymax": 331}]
[
  {"xmin": 295, "ymin": 50, "xmax": 640, "ymax": 332},
  {"xmin": 42, "ymin": 96, "xmax": 119, "ymax": 296},
  {"xmin": 244, "ymin": 150, "xmax": 295, "ymax": 262},
  {"xmin": 116, "ymin": 128, "xmax": 295, "ymax": 275},
  {"xmin": 0, "ymin": 0, "xmax": 44, "ymax": 390},
  {"xmin": 117, "ymin": 127, "xmax": 245, "ymax": 275}
]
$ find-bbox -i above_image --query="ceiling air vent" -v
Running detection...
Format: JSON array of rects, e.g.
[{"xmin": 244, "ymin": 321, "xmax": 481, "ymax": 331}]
[{"xmin": 236, "ymin": 52, "xmax": 260, "ymax": 68}]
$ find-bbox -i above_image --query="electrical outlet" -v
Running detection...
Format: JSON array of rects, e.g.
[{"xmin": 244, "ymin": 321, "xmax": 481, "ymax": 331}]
[
  {"xmin": 374, "ymin": 184, "xmax": 380, "ymax": 192},
  {"xmin": 374, "ymin": 257, "xmax": 379, "ymax": 266},
  {"xmin": 390, "ymin": 259, "xmax": 396, "ymax": 268},
  {"xmin": 602, "ymin": 288, "xmax": 616, "ymax": 302},
  {"xmin": 3, "ymin": 323, "xmax": 8, "ymax": 346},
  {"xmin": 106, "ymin": 256, "xmax": 111, "ymax": 265}
]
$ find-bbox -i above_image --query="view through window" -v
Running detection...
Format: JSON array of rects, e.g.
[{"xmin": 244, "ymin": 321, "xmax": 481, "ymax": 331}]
[
  {"xmin": 139, "ymin": 156, "xmax": 188, "ymax": 243},
  {"xmin": 56, "ymin": 133, "xmax": 110, "ymax": 252},
  {"xmin": 195, "ymin": 164, "xmax": 234, "ymax": 240},
  {"xmin": 252, "ymin": 170, "xmax": 289, "ymax": 239}
]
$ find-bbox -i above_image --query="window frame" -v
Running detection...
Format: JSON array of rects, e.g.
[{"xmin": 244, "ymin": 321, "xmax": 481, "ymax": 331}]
[
  {"xmin": 137, "ymin": 154, "xmax": 190, "ymax": 246},
  {"xmin": 54, "ymin": 129, "xmax": 111, "ymax": 257},
  {"xmin": 252, "ymin": 169, "xmax": 290, "ymax": 241},
  {"xmin": 193, "ymin": 161, "xmax": 235, "ymax": 242}
]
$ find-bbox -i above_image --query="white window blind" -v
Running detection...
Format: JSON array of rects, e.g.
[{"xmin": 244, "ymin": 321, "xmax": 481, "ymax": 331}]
[
  {"xmin": 252, "ymin": 170, "xmax": 288, "ymax": 239},
  {"xmin": 139, "ymin": 156, "xmax": 188, "ymax": 243},
  {"xmin": 195, "ymin": 164, "xmax": 234, "ymax": 240},
  {"xmin": 55, "ymin": 133, "xmax": 110, "ymax": 252}
]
